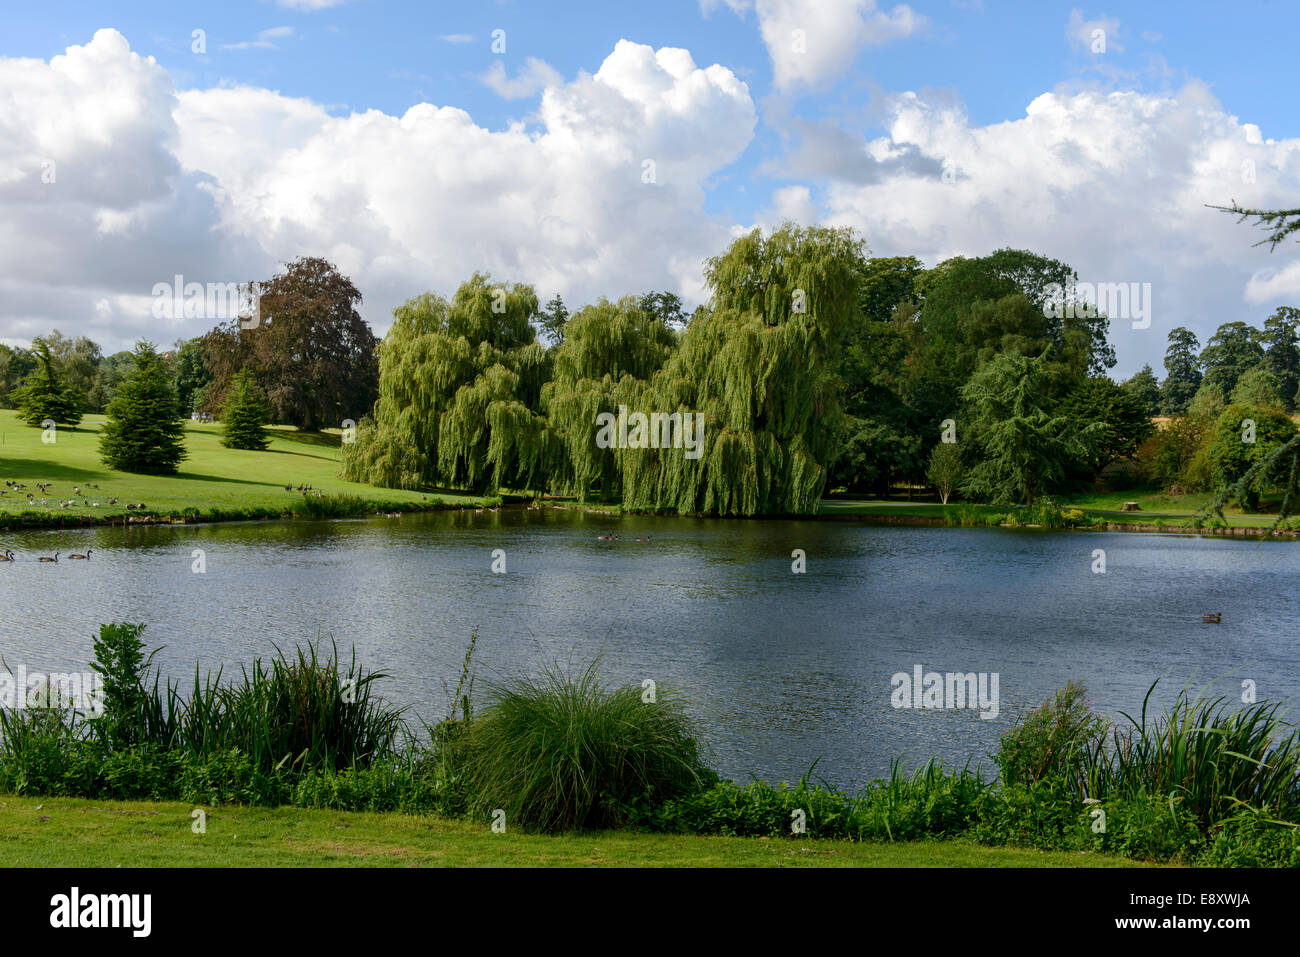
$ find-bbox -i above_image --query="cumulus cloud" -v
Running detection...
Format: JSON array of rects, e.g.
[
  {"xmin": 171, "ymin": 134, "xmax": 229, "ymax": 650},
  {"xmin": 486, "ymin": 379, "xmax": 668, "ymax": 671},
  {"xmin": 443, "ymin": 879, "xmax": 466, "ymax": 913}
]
[
  {"xmin": 479, "ymin": 57, "xmax": 564, "ymax": 99},
  {"xmin": 440, "ymin": 34, "xmax": 474, "ymax": 45},
  {"xmin": 808, "ymin": 84, "xmax": 1300, "ymax": 374},
  {"xmin": 0, "ymin": 32, "xmax": 756, "ymax": 353},
  {"xmin": 706, "ymin": 0, "xmax": 926, "ymax": 89}
]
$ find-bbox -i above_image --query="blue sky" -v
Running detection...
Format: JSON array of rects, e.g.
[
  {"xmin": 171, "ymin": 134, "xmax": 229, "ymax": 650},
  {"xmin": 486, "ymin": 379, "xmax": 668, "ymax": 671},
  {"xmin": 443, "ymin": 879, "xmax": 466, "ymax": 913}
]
[{"xmin": 2, "ymin": 1, "xmax": 1299, "ymax": 376}]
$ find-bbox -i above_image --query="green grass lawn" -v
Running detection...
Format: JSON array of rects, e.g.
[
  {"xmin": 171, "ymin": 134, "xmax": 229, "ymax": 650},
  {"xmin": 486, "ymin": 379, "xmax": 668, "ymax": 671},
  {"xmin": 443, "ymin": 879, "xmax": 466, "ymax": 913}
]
[
  {"xmin": 0, "ymin": 410, "xmax": 480, "ymax": 521},
  {"xmin": 0, "ymin": 797, "xmax": 1156, "ymax": 868},
  {"xmin": 820, "ymin": 493, "xmax": 1291, "ymax": 530}
]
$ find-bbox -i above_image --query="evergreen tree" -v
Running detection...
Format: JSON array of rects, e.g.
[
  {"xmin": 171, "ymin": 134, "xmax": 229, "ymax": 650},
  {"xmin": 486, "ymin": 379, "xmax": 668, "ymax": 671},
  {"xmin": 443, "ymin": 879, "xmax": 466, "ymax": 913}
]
[
  {"xmin": 220, "ymin": 370, "xmax": 271, "ymax": 450},
  {"xmin": 1262, "ymin": 306, "xmax": 1300, "ymax": 411},
  {"xmin": 1161, "ymin": 327, "xmax": 1202, "ymax": 415},
  {"xmin": 538, "ymin": 293, "xmax": 570, "ymax": 345},
  {"xmin": 1119, "ymin": 363, "xmax": 1162, "ymax": 418},
  {"xmin": 10, "ymin": 341, "xmax": 82, "ymax": 426},
  {"xmin": 98, "ymin": 341, "xmax": 188, "ymax": 474},
  {"xmin": 1199, "ymin": 320, "xmax": 1263, "ymax": 398},
  {"xmin": 960, "ymin": 351, "xmax": 1096, "ymax": 506}
]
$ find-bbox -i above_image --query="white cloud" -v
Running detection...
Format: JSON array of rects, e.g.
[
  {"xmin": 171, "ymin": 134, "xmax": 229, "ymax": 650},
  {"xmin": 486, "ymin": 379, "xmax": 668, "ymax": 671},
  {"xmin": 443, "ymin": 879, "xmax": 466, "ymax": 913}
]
[
  {"xmin": 223, "ymin": 26, "xmax": 294, "ymax": 51},
  {"xmin": 1245, "ymin": 261, "xmax": 1300, "ymax": 303},
  {"xmin": 1066, "ymin": 9, "xmax": 1124, "ymax": 54},
  {"xmin": 810, "ymin": 84, "xmax": 1300, "ymax": 375},
  {"xmin": 440, "ymin": 34, "xmax": 475, "ymax": 45},
  {"xmin": 707, "ymin": 0, "xmax": 926, "ymax": 90},
  {"xmin": 274, "ymin": 0, "xmax": 349, "ymax": 10},
  {"xmin": 0, "ymin": 32, "xmax": 756, "ymax": 354},
  {"xmin": 479, "ymin": 57, "xmax": 564, "ymax": 99}
]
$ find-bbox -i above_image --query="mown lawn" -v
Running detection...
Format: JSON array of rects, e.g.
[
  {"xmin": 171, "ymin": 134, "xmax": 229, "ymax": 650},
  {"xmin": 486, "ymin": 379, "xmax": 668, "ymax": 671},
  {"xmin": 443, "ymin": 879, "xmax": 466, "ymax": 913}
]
[
  {"xmin": 819, "ymin": 494, "xmax": 1290, "ymax": 529},
  {"xmin": 0, "ymin": 797, "xmax": 1156, "ymax": 868},
  {"xmin": 0, "ymin": 410, "xmax": 480, "ymax": 520}
]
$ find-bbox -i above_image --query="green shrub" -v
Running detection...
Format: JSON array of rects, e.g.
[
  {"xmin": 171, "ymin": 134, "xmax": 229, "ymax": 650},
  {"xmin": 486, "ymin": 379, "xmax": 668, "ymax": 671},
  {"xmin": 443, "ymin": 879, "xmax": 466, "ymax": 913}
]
[
  {"xmin": 995, "ymin": 681, "xmax": 1106, "ymax": 790},
  {"xmin": 463, "ymin": 661, "xmax": 713, "ymax": 832}
]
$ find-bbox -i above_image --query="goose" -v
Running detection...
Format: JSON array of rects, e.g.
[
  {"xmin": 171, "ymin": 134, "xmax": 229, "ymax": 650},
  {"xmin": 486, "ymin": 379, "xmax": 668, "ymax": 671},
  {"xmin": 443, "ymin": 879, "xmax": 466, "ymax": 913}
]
[
  {"xmin": 39, "ymin": 552, "xmax": 58, "ymax": 563},
  {"xmin": 0, "ymin": 550, "xmax": 15, "ymax": 561},
  {"xmin": 68, "ymin": 550, "xmax": 91, "ymax": 560}
]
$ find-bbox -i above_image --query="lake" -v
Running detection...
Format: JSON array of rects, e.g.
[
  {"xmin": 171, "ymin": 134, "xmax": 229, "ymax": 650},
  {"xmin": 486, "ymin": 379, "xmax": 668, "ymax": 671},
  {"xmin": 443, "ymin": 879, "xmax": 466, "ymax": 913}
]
[{"xmin": 1, "ymin": 509, "xmax": 1296, "ymax": 789}]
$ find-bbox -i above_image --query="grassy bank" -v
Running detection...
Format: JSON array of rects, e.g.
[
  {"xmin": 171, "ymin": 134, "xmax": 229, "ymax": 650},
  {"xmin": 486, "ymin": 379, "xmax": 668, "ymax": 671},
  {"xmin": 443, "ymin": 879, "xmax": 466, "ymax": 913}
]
[
  {"xmin": 0, "ymin": 797, "xmax": 1153, "ymax": 867},
  {"xmin": 5, "ymin": 626, "xmax": 1298, "ymax": 867},
  {"xmin": 819, "ymin": 496, "xmax": 1300, "ymax": 535},
  {"xmin": 0, "ymin": 409, "xmax": 484, "ymax": 527}
]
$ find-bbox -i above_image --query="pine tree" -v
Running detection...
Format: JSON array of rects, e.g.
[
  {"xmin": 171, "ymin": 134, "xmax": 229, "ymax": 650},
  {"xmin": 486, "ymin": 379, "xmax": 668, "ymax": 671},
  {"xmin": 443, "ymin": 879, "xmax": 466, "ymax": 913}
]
[
  {"xmin": 11, "ymin": 341, "xmax": 82, "ymax": 426},
  {"xmin": 220, "ymin": 370, "xmax": 271, "ymax": 450},
  {"xmin": 98, "ymin": 341, "xmax": 188, "ymax": 474}
]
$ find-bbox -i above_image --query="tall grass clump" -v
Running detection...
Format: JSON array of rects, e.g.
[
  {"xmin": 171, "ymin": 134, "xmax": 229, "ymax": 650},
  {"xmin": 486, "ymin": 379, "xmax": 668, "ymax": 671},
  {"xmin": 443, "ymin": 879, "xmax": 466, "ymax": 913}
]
[
  {"xmin": 1081, "ymin": 682, "xmax": 1300, "ymax": 829},
  {"xmin": 463, "ymin": 661, "xmax": 713, "ymax": 832},
  {"xmin": 995, "ymin": 681, "xmax": 1106, "ymax": 792}
]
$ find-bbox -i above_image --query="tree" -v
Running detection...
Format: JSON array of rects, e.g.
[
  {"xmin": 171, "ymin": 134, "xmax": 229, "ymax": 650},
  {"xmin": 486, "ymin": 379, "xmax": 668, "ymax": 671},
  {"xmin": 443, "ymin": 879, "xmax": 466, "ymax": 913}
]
[
  {"xmin": 1120, "ymin": 364, "xmax": 1162, "ymax": 418},
  {"xmin": 173, "ymin": 338, "xmax": 212, "ymax": 416},
  {"xmin": 1061, "ymin": 376, "xmax": 1155, "ymax": 484},
  {"xmin": 201, "ymin": 258, "xmax": 379, "ymax": 431},
  {"xmin": 0, "ymin": 344, "xmax": 37, "ymax": 408},
  {"xmin": 1211, "ymin": 201, "xmax": 1300, "ymax": 251},
  {"xmin": 220, "ymin": 370, "xmax": 271, "ymax": 450},
  {"xmin": 926, "ymin": 441, "xmax": 963, "ymax": 504},
  {"xmin": 618, "ymin": 224, "xmax": 866, "ymax": 515},
  {"xmin": 538, "ymin": 293, "xmax": 570, "ymax": 345},
  {"xmin": 959, "ymin": 351, "xmax": 1095, "ymax": 507},
  {"xmin": 1262, "ymin": 306, "xmax": 1300, "ymax": 411},
  {"xmin": 98, "ymin": 341, "xmax": 188, "ymax": 474},
  {"xmin": 1205, "ymin": 404, "xmax": 1298, "ymax": 511},
  {"xmin": 1161, "ymin": 327, "xmax": 1202, "ymax": 415},
  {"xmin": 1231, "ymin": 366, "xmax": 1285, "ymax": 409},
  {"xmin": 637, "ymin": 291, "xmax": 688, "ymax": 329},
  {"xmin": 1200, "ymin": 320, "xmax": 1263, "ymax": 399},
  {"xmin": 342, "ymin": 274, "xmax": 550, "ymax": 492},
  {"xmin": 542, "ymin": 296, "xmax": 676, "ymax": 500},
  {"xmin": 10, "ymin": 341, "xmax": 82, "ymax": 426}
]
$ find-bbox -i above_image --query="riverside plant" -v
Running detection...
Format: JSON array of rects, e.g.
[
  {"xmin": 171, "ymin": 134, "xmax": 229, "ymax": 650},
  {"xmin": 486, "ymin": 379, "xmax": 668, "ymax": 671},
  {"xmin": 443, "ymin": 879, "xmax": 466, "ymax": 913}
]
[{"xmin": 463, "ymin": 660, "xmax": 714, "ymax": 832}]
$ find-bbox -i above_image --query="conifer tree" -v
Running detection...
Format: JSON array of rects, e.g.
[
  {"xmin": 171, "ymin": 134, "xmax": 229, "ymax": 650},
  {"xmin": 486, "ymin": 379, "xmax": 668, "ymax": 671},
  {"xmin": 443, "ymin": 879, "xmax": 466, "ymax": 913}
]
[
  {"xmin": 99, "ymin": 341, "xmax": 188, "ymax": 474},
  {"xmin": 11, "ymin": 341, "xmax": 82, "ymax": 426},
  {"xmin": 220, "ymin": 370, "xmax": 271, "ymax": 450}
]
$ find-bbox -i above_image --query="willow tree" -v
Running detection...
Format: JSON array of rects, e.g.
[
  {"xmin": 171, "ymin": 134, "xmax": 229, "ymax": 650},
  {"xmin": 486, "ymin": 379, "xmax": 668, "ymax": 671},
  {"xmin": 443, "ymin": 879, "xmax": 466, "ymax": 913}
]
[
  {"xmin": 541, "ymin": 297, "xmax": 676, "ymax": 500},
  {"xmin": 622, "ymin": 223, "xmax": 867, "ymax": 515},
  {"xmin": 341, "ymin": 274, "xmax": 551, "ymax": 492}
]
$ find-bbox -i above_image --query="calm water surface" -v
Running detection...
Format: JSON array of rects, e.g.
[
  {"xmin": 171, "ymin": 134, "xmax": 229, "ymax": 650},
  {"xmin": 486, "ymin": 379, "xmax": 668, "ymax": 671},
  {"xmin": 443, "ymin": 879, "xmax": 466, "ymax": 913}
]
[{"xmin": 1, "ymin": 509, "xmax": 1296, "ymax": 788}]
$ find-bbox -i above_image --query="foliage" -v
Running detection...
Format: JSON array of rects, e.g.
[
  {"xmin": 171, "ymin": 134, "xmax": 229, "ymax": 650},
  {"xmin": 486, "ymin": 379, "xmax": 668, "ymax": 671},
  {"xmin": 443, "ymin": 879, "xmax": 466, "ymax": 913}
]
[
  {"xmin": 959, "ymin": 351, "xmax": 1095, "ymax": 506},
  {"xmin": 620, "ymin": 223, "xmax": 867, "ymax": 515},
  {"xmin": 925, "ymin": 440, "xmax": 963, "ymax": 504},
  {"xmin": 10, "ymin": 341, "xmax": 83, "ymax": 427},
  {"xmin": 1204, "ymin": 403, "xmax": 1298, "ymax": 511},
  {"xmin": 1161, "ymin": 326, "xmax": 1202, "ymax": 415},
  {"xmin": 995, "ymin": 681, "xmax": 1107, "ymax": 790},
  {"xmin": 220, "ymin": 370, "xmax": 271, "ymax": 450},
  {"xmin": 1061, "ymin": 376, "xmax": 1154, "ymax": 482},
  {"xmin": 200, "ymin": 258, "xmax": 378, "ymax": 431},
  {"xmin": 342, "ymin": 275, "xmax": 551, "ymax": 492},
  {"xmin": 98, "ymin": 340, "xmax": 189, "ymax": 474},
  {"xmin": 462, "ymin": 661, "xmax": 712, "ymax": 832}
]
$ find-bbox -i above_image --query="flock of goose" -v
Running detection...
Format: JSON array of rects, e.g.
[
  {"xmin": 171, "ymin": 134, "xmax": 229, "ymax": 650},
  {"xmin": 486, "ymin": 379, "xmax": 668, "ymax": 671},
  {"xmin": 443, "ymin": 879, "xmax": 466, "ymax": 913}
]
[
  {"xmin": 2, "ymin": 480, "xmax": 140, "ymax": 510},
  {"xmin": 0, "ymin": 548, "xmax": 91, "ymax": 563}
]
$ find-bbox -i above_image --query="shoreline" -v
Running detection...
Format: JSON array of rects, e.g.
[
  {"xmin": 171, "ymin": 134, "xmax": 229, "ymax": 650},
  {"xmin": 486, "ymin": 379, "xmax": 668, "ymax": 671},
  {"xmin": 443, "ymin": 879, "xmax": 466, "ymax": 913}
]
[{"xmin": 4, "ymin": 497, "xmax": 1296, "ymax": 539}]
